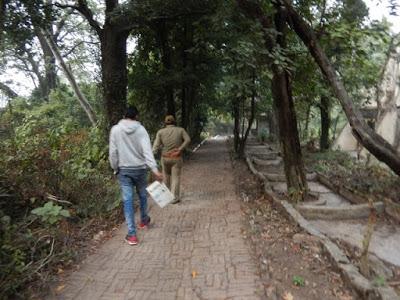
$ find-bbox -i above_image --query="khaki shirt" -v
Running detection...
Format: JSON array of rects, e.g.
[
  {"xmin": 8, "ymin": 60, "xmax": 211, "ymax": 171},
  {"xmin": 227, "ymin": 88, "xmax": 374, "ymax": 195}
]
[{"xmin": 153, "ymin": 125, "xmax": 191, "ymax": 155}]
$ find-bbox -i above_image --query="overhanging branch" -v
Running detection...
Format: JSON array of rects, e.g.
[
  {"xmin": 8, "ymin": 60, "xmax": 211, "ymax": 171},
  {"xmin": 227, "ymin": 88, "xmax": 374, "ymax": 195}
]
[
  {"xmin": 0, "ymin": 82, "xmax": 19, "ymax": 99},
  {"xmin": 282, "ymin": 0, "xmax": 400, "ymax": 175},
  {"xmin": 54, "ymin": 1, "xmax": 102, "ymax": 36}
]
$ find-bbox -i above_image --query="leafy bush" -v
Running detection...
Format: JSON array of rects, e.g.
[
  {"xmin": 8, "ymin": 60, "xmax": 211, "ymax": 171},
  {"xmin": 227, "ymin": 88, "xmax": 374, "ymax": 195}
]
[
  {"xmin": 0, "ymin": 90, "xmax": 121, "ymax": 298},
  {"xmin": 31, "ymin": 202, "xmax": 70, "ymax": 225},
  {"xmin": 0, "ymin": 212, "xmax": 32, "ymax": 298},
  {"xmin": 305, "ymin": 149, "xmax": 400, "ymax": 201}
]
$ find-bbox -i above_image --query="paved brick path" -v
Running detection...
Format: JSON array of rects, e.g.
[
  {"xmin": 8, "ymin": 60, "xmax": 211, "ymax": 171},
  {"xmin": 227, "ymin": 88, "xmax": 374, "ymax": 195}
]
[{"xmin": 53, "ymin": 139, "xmax": 264, "ymax": 300}]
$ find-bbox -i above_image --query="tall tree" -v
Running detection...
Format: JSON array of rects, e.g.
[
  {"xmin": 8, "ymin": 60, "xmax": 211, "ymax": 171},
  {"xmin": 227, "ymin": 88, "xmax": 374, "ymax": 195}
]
[
  {"xmin": 57, "ymin": 0, "xmax": 215, "ymax": 126},
  {"xmin": 2, "ymin": 0, "xmax": 59, "ymax": 100},
  {"xmin": 127, "ymin": 0, "xmax": 221, "ymax": 140},
  {"xmin": 319, "ymin": 95, "xmax": 330, "ymax": 150},
  {"xmin": 55, "ymin": 0, "xmax": 141, "ymax": 125},
  {"xmin": 237, "ymin": 0, "xmax": 308, "ymax": 200},
  {"xmin": 41, "ymin": 29, "xmax": 97, "ymax": 125},
  {"xmin": 283, "ymin": 0, "xmax": 400, "ymax": 176}
]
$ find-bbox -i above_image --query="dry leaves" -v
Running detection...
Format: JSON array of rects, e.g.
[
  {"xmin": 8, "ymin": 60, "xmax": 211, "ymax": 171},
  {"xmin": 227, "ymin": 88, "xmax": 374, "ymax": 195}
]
[
  {"xmin": 55, "ymin": 284, "xmax": 65, "ymax": 294},
  {"xmin": 282, "ymin": 291, "xmax": 294, "ymax": 300}
]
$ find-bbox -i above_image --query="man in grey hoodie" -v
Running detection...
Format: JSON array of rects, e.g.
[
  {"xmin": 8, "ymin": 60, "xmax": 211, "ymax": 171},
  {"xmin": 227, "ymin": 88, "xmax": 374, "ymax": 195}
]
[{"xmin": 109, "ymin": 106, "xmax": 163, "ymax": 245}]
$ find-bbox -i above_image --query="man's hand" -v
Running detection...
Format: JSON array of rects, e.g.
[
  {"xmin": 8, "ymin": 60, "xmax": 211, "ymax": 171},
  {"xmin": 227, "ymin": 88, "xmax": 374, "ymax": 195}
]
[{"xmin": 152, "ymin": 171, "xmax": 163, "ymax": 182}]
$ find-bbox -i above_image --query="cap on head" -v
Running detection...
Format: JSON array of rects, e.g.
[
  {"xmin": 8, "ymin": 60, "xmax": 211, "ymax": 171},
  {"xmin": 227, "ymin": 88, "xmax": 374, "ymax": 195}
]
[
  {"xmin": 164, "ymin": 115, "xmax": 175, "ymax": 125},
  {"xmin": 125, "ymin": 106, "xmax": 139, "ymax": 119}
]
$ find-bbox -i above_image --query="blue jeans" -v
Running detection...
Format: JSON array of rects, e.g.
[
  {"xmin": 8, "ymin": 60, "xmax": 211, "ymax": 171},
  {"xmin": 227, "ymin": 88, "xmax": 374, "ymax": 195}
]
[{"xmin": 118, "ymin": 168, "xmax": 149, "ymax": 237}]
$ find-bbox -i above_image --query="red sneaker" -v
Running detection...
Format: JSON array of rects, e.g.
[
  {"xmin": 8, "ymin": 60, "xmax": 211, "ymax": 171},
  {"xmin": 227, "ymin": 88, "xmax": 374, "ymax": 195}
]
[
  {"xmin": 138, "ymin": 217, "xmax": 151, "ymax": 229},
  {"xmin": 125, "ymin": 235, "xmax": 138, "ymax": 245}
]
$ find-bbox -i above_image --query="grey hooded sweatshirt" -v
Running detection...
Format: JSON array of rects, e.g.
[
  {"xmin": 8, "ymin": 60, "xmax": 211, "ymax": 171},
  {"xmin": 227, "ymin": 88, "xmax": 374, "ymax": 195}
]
[{"xmin": 109, "ymin": 119, "xmax": 158, "ymax": 172}]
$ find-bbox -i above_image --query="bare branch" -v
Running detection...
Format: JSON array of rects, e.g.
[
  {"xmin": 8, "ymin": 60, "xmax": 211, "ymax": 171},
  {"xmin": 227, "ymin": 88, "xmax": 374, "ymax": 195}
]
[
  {"xmin": 0, "ymin": 82, "xmax": 19, "ymax": 99},
  {"xmin": 54, "ymin": 9, "xmax": 75, "ymax": 39},
  {"xmin": 41, "ymin": 29, "xmax": 97, "ymax": 125},
  {"xmin": 54, "ymin": 1, "xmax": 102, "ymax": 35},
  {"xmin": 46, "ymin": 193, "xmax": 73, "ymax": 205},
  {"xmin": 61, "ymin": 41, "xmax": 84, "ymax": 57}
]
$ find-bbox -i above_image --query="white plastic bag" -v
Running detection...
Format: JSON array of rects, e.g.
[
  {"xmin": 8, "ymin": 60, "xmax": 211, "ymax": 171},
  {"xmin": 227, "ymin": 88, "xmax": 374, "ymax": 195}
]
[{"xmin": 146, "ymin": 181, "xmax": 175, "ymax": 208}]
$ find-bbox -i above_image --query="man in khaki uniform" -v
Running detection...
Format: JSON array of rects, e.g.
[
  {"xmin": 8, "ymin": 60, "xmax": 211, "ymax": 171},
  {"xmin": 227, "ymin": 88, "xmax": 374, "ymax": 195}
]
[{"xmin": 153, "ymin": 115, "xmax": 191, "ymax": 203}]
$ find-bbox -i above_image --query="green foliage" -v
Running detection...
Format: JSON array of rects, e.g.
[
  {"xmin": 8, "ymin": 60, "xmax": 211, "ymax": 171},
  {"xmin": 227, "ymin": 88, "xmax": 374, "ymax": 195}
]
[
  {"xmin": 205, "ymin": 112, "xmax": 233, "ymax": 136},
  {"xmin": 128, "ymin": 2, "xmax": 224, "ymax": 140},
  {"xmin": 292, "ymin": 275, "xmax": 305, "ymax": 286},
  {"xmin": 2, "ymin": 0, "xmax": 399, "ymax": 297},
  {"xmin": 0, "ymin": 86, "xmax": 120, "ymax": 298},
  {"xmin": 258, "ymin": 128, "xmax": 267, "ymax": 143},
  {"xmin": 31, "ymin": 201, "xmax": 70, "ymax": 225},
  {"xmin": 0, "ymin": 211, "xmax": 32, "ymax": 298},
  {"xmin": 374, "ymin": 275, "xmax": 386, "ymax": 287},
  {"xmin": 307, "ymin": 150, "xmax": 355, "ymax": 173},
  {"xmin": 305, "ymin": 149, "xmax": 400, "ymax": 201},
  {"xmin": 290, "ymin": 0, "xmax": 392, "ymax": 145}
]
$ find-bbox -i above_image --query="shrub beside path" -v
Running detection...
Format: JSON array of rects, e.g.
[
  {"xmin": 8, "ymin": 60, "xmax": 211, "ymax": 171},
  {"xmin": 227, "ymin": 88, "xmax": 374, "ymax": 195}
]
[{"xmin": 51, "ymin": 139, "xmax": 264, "ymax": 299}]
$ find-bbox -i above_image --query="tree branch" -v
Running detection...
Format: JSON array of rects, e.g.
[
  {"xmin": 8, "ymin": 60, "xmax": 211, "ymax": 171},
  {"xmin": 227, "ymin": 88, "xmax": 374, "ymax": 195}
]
[
  {"xmin": 41, "ymin": 29, "xmax": 97, "ymax": 126},
  {"xmin": 54, "ymin": 1, "xmax": 102, "ymax": 35},
  {"xmin": 62, "ymin": 41, "xmax": 84, "ymax": 57},
  {"xmin": 54, "ymin": 9, "xmax": 74, "ymax": 40},
  {"xmin": 111, "ymin": 7, "xmax": 210, "ymax": 33},
  {"xmin": 282, "ymin": 0, "xmax": 400, "ymax": 175},
  {"xmin": 0, "ymin": 82, "xmax": 19, "ymax": 99},
  {"xmin": 236, "ymin": 0, "xmax": 276, "ymax": 51}
]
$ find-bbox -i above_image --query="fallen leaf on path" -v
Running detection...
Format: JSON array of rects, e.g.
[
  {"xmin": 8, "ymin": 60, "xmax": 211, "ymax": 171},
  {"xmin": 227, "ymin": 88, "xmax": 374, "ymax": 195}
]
[
  {"xmin": 338, "ymin": 294, "xmax": 353, "ymax": 300},
  {"xmin": 191, "ymin": 271, "xmax": 197, "ymax": 278},
  {"xmin": 55, "ymin": 284, "xmax": 65, "ymax": 293},
  {"xmin": 291, "ymin": 243, "xmax": 301, "ymax": 253},
  {"xmin": 282, "ymin": 291, "xmax": 294, "ymax": 300}
]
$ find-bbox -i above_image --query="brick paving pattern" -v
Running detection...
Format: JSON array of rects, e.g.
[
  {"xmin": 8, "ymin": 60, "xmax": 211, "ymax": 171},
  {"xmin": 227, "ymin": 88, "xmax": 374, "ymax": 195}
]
[{"xmin": 52, "ymin": 139, "xmax": 264, "ymax": 299}]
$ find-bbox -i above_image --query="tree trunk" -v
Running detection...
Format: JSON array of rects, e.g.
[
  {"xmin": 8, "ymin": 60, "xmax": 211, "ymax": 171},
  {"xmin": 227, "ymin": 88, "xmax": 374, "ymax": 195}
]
[
  {"xmin": 304, "ymin": 103, "xmax": 311, "ymax": 139},
  {"xmin": 185, "ymin": 84, "xmax": 196, "ymax": 137},
  {"xmin": 238, "ymin": 76, "xmax": 257, "ymax": 158},
  {"xmin": 183, "ymin": 17, "xmax": 198, "ymax": 139},
  {"xmin": 272, "ymin": 6, "xmax": 307, "ymax": 200},
  {"xmin": 181, "ymin": 18, "xmax": 191, "ymax": 129},
  {"xmin": 284, "ymin": 0, "xmax": 400, "ymax": 176},
  {"xmin": 100, "ymin": 27, "xmax": 129, "ymax": 126},
  {"xmin": 267, "ymin": 109, "xmax": 278, "ymax": 142},
  {"xmin": 237, "ymin": 0, "xmax": 308, "ymax": 198},
  {"xmin": 233, "ymin": 98, "xmax": 241, "ymax": 153},
  {"xmin": 0, "ymin": 0, "xmax": 6, "ymax": 47},
  {"xmin": 36, "ymin": 29, "xmax": 58, "ymax": 99},
  {"xmin": 181, "ymin": 85, "xmax": 187, "ymax": 128},
  {"xmin": 156, "ymin": 19, "xmax": 175, "ymax": 115},
  {"xmin": 0, "ymin": 82, "xmax": 19, "ymax": 99},
  {"xmin": 272, "ymin": 69, "xmax": 308, "ymax": 198},
  {"xmin": 332, "ymin": 113, "xmax": 340, "ymax": 140},
  {"xmin": 42, "ymin": 29, "xmax": 97, "ymax": 126},
  {"xmin": 320, "ymin": 95, "xmax": 330, "ymax": 150}
]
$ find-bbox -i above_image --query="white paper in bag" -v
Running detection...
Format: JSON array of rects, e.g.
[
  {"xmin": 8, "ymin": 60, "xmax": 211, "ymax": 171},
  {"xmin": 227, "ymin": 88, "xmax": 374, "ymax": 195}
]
[{"xmin": 146, "ymin": 181, "xmax": 175, "ymax": 208}]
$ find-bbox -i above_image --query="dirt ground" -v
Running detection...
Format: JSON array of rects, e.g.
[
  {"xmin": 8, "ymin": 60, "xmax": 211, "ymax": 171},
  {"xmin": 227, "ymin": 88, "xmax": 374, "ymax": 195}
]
[{"xmin": 232, "ymin": 157, "xmax": 357, "ymax": 300}]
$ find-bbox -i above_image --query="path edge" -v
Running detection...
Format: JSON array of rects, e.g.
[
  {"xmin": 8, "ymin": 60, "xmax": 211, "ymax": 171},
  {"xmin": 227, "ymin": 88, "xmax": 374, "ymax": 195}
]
[{"xmin": 192, "ymin": 138, "xmax": 208, "ymax": 153}]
